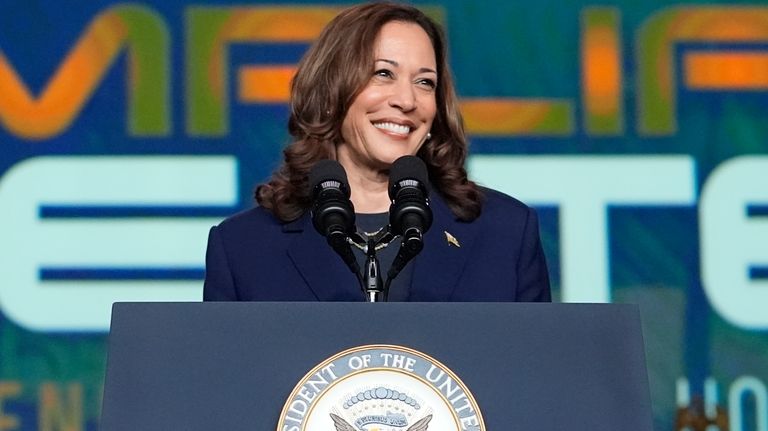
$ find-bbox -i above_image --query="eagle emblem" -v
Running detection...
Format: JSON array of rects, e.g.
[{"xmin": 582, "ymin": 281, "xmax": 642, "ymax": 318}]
[{"xmin": 330, "ymin": 413, "xmax": 433, "ymax": 431}]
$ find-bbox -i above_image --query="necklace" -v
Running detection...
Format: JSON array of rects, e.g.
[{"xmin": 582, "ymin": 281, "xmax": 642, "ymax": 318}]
[
  {"xmin": 349, "ymin": 228, "xmax": 399, "ymax": 252},
  {"xmin": 360, "ymin": 227, "xmax": 384, "ymax": 237}
]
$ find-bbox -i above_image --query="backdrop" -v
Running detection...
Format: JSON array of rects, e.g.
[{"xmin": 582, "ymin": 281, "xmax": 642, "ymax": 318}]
[{"xmin": 0, "ymin": 0, "xmax": 766, "ymax": 430}]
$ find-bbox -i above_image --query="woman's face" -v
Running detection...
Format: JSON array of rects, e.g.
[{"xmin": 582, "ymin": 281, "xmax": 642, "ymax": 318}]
[{"xmin": 339, "ymin": 21, "xmax": 438, "ymax": 173}]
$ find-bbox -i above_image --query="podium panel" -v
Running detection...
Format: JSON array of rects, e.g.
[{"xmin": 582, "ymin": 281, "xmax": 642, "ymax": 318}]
[{"xmin": 101, "ymin": 302, "xmax": 652, "ymax": 430}]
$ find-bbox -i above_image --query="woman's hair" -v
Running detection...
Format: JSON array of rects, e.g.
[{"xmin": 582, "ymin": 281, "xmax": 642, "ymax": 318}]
[{"xmin": 256, "ymin": 1, "xmax": 483, "ymax": 222}]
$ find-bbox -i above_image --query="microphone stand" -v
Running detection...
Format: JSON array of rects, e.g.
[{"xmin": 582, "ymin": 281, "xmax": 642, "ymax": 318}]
[
  {"xmin": 348, "ymin": 229, "xmax": 397, "ymax": 302},
  {"xmin": 362, "ymin": 237, "xmax": 384, "ymax": 302}
]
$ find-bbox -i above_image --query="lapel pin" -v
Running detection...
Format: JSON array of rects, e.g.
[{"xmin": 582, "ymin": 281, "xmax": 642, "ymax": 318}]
[{"xmin": 444, "ymin": 231, "xmax": 460, "ymax": 248}]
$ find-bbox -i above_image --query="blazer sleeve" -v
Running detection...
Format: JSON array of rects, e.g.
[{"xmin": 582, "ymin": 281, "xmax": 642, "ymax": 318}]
[
  {"xmin": 516, "ymin": 207, "xmax": 552, "ymax": 302},
  {"xmin": 203, "ymin": 225, "xmax": 238, "ymax": 301}
]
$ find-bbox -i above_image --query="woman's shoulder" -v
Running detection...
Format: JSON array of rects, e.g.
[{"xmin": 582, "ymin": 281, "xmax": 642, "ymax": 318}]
[
  {"xmin": 469, "ymin": 187, "xmax": 543, "ymax": 249},
  {"xmin": 477, "ymin": 186, "xmax": 534, "ymax": 218},
  {"xmin": 215, "ymin": 205, "xmax": 303, "ymax": 237}
]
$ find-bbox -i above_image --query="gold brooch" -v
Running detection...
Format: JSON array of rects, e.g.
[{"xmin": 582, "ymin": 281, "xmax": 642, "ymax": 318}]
[{"xmin": 444, "ymin": 231, "xmax": 460, "ymax": 247}]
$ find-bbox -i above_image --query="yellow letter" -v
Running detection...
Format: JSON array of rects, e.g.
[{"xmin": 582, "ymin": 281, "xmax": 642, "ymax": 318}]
[
  {"xmin": 38, "ymin": 382, "xmax": 83, "ymax": 431},
  {"xmin": 0, "ymin": 382, "xmax": 22, "ymax": 431},
  {"xmin": 637, "ymin": 6, "xmax": 768, "ymax": 135},
  {"xmin": 581, "ymin": 7, "xmax": 623, "ymax": 135},
  {"xmin": 0, "ymin": 5, "xmax": 169, "ymax": 140}
]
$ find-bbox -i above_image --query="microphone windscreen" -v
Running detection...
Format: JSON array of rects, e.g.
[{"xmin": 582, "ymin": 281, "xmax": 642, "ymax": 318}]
[
  {"xmin": 309, "ymin": 160, "xmax": 349, "ymax": 195},
  {"xmin": 388, "ymin": 156, "xmax": 428, "ymax": 196}
]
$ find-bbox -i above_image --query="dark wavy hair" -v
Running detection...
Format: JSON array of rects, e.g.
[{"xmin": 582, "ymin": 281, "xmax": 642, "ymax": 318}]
[{"xmin": 256, "ymin": 2, "xmax": 483, "ymax": 222}]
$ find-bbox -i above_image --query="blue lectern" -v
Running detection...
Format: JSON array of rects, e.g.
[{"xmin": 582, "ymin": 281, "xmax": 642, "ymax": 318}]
[{"xmin": 101, "ymin": 302, "xmax": 652, "ymax": 430}]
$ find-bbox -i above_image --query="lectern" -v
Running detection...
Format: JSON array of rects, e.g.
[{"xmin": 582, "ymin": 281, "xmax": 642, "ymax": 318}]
[{"xmin": 101, "ymin": 302, "xmax": 653, "ymax": 430}]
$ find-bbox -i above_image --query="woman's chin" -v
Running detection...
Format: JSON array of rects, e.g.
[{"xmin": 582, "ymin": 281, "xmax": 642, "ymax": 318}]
[{"xmin": 376, "ymin": 150, "xmax": 419, "ymax": 167}]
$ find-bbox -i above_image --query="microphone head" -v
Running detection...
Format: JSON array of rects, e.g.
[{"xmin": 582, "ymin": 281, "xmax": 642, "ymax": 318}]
[
  {"xmin": 388, "ymin": 155, "xmax": 429, "ymax": 199},
  {"xmin": 388, "ymin": 155, "xmax": 432, "ymax": 235},
  {"xmin": 309, "ymin": 159, "xmax": 350, "ymax": 198},
  {"xmin": 309, "ymin": 160, "xmax": 355, "ymax": 238}
]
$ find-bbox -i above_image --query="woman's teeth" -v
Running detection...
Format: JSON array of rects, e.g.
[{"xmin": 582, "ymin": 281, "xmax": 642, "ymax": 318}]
[{"xmin": 373, "ymin": 122, "xmax": 411, "ymax": 135}]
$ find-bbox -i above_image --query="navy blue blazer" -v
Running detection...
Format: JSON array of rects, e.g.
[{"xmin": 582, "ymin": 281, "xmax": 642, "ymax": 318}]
[{"xmin": 203, "ymin": 188, "xmax": 551, "ymax": 302}]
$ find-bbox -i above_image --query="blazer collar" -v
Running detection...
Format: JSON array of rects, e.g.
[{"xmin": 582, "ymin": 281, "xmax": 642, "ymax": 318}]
[
  {"xmin": 285, "ymin": 214, "xmax": 365, "ymax": 301},
  {"xmin": 408, "ymin": 193, "xmax": 477, "ymax": 301},
  {"xmin": 283, "ymin": 192, "xmax": 477, "ymax": 302}
]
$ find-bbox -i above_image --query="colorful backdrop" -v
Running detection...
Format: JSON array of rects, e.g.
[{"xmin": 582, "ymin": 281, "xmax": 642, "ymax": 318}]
[{"xmin": 0, "ymin": 0, "xmax": 767, "ymax": 429}]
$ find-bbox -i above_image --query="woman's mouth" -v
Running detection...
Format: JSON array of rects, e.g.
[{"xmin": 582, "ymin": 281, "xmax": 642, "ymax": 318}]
[{"xmin": 372, "ymin": 121, "xmax": 412, "ymax": 137}]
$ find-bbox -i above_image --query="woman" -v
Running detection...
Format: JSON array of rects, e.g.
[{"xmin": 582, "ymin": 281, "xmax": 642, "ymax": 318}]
[{"xmin": 204, "ymin": 2, "xmax": 550, "ymax": 302}]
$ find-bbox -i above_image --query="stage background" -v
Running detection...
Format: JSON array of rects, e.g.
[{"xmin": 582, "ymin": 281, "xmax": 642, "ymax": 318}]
[{"xmin": 0, "ymin": 0, "xmax": 767, "ymax": 429}]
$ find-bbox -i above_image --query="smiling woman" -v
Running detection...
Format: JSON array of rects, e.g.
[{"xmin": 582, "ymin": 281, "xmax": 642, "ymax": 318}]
[
  {"xmin": 203, "ymin": 2, "xmax": 551, "ymax": 303},
  {"xmin": 339, "ymin": 21, "xmax": 438, "ymax": 212},
  {"xmin": 259, "ymin": 2, "xmax": 477, "ymax": 222}
]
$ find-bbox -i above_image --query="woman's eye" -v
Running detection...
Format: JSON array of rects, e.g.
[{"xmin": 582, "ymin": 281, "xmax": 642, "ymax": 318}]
[
  {"xmin": 417, "ymin": 78, "xmax": 437, "ymax": 89},
  {"xmin": 374, "ymin": 69, "xmax": 394, "ymax": 78}
]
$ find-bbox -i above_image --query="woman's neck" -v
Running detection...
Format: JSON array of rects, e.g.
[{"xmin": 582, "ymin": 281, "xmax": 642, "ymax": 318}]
[
  {"xmin": 347, "ymin": 168, "xmax": 390, "ymax": 214},
  {"xmin": 337, "ymin": 154, "xmax": 390, "ymax": 214}
]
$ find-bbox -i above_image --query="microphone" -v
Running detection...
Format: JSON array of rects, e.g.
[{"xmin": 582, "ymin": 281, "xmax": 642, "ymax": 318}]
[
  {"xmin": 387, "ymin": 156, "xmax": 433, "ymax": 282},
  {"xmin": 309, "ymin": 160, "xmax": 359, "ymax": 275}
]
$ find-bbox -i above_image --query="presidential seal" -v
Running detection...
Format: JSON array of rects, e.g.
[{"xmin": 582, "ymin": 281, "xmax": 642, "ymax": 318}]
[{"xmin": 277, "ymin": 345, "xmax": 485, "ymax": 431}]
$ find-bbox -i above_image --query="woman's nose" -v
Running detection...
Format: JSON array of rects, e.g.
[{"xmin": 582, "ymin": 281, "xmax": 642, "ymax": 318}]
[{"xmin": 388, "ymin": 81, "xmax": 417, "ymax": 112}]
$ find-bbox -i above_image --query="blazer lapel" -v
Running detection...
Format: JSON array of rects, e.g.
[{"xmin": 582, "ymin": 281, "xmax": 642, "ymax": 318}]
[
  {"xmin": 285, "ymin": 214, "xmax": 364, "ymax": 301},
  {"xmin": 409, "ymin": 194, "xmax": 478, "ymax": 301}
]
